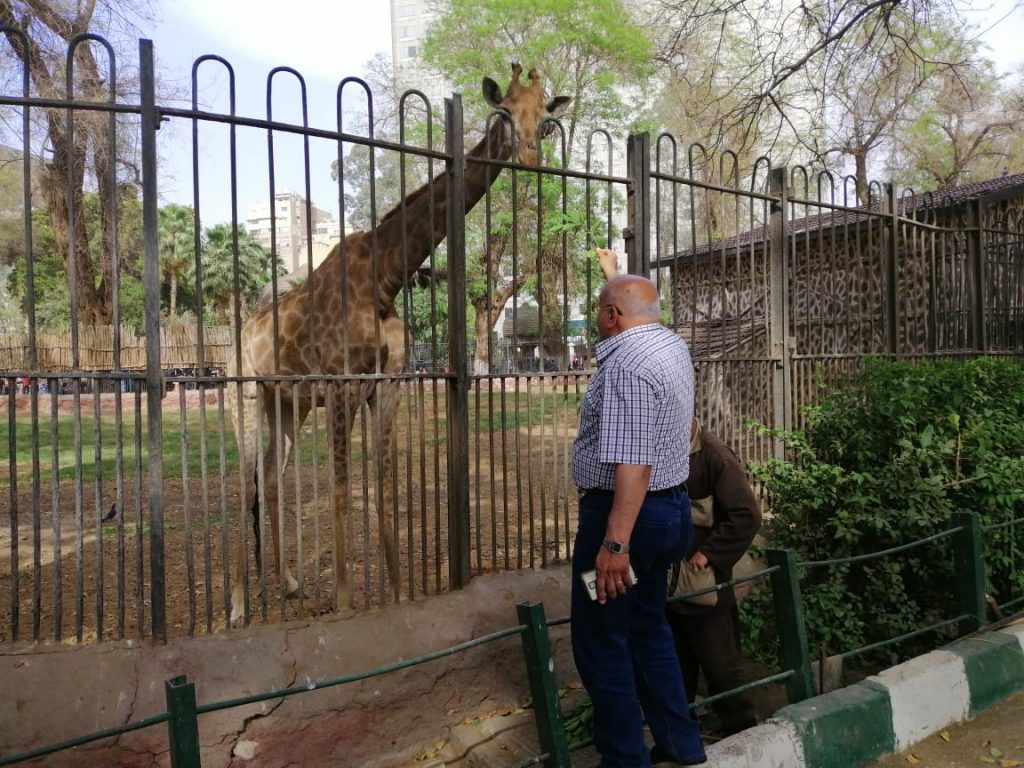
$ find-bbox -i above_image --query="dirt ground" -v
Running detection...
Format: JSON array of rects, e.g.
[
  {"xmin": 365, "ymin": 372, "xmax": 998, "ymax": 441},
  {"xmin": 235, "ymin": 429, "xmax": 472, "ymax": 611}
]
[
  {"xmin": 1, "ymin": 382, "xmax": 582, "ymax": 645},
  {"xmin": 867, "ymin": 691, "xmax": 1024, "ymax": 767}
]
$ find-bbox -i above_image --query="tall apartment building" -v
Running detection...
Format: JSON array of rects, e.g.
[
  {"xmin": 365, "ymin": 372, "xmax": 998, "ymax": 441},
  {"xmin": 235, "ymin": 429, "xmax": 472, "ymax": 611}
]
[
  {"xmin": 389, "ymin": 0, "xmax": 447, "ymax": 105},
  {"xmin": 245, "ymin": 191, "xmax": 337, "ymax": 274}
]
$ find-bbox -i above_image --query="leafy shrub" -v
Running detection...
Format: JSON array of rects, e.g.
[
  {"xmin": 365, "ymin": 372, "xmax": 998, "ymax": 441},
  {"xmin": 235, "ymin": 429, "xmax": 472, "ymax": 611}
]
[{"xmin": 743, "ymin": 357, "xmax": 1024, "ymax": 664}]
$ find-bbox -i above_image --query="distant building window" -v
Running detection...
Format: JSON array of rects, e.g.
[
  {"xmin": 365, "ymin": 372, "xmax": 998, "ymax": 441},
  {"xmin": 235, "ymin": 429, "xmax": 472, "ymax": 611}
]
[
  {"xmin": 405, "ymin": 45, "xmax": 418, "ymax": 58},
  {"xmin": 399, "ymin": 24, "xmax": 415, "ymax": 39},
  {"xmin": 398, "ymin": 4, "xmax": 415, "ymax": 18}
]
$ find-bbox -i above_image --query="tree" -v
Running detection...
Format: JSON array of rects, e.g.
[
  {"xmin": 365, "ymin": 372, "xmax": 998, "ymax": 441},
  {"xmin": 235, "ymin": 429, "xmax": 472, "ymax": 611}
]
[
  {"xmin": 421, "ymin": 0, "xmax": 656, "ymax": 160},
  {"xmin": 0, "ymin": 0, "xmax": 155, "ymax": 324},
  {"xmin": 331, "ymin": 51, "xmax": 439, "ymax": 235},
  {"xmin": 887, "ymin": 57, "xmax": 1024, "ymax": 190},
  {"xmin": 808, "ymin": 15, "xmax": 940, "ymax": 203},
  {"xmin": 158, "ymin": 204, "xmax": 196, "ymax": 318},
  {"xmin": 648, "ymin": 0, "xmax": 987, "ymax": 171},
  {"xmin": 4, "ymin": 192, "xmax": 146, "ymax": 331},
  {"xmin": 420, "ymin": 0, "xmax": 650, "ymax": 371},
  {"xmin": 200, "ymin": 224, "xmax": 276, "ymax": 324}
]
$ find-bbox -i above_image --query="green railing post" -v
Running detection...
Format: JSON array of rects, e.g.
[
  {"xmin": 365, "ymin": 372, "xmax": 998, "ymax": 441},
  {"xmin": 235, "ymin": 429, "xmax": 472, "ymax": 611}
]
[
  {"xmin": 767, "ymin": 549, "xmax": 814, "ymax": 703},
  {"xmin": 516, "ymin": 602, "xmax": 571, "ymax": 768},
  {"xmin": 952, "ymin": 511, "xmax": 986, "ymax": 636},
  {"xmin": 165, "ymin": 675, "xmax": 202, "ymax": 768}
]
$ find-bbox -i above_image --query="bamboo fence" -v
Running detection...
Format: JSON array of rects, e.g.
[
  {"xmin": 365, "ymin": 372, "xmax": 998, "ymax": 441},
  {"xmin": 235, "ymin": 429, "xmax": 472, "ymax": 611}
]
[{"xmin": 0, "ymin": 325, "xmax": 233, "ymax": 372}]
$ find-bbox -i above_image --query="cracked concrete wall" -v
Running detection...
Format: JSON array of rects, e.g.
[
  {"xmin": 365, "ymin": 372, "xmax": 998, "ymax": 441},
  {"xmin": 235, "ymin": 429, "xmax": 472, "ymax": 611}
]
[{"xmin": 0, "ymin": 567, "xmax": 575, "ymax": 767}]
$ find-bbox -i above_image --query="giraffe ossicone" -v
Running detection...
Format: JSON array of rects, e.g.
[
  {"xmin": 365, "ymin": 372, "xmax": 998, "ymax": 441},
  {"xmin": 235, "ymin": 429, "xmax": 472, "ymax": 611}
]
[{"xmin": 228, "ymin": 64, "xmax": 571, "ymax": 626}]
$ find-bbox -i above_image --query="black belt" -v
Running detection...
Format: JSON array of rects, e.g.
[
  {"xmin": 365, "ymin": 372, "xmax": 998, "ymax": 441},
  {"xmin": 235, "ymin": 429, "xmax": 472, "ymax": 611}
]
[{"xmin": 580, "ymin": 484, "xmax": 684, "ymax": 498}]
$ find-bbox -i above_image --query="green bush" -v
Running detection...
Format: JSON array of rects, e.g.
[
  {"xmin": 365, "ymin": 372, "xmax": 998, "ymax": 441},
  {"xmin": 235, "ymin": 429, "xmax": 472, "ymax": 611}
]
[{"xmin": 743, "ymin": 357, "xmax": 1024, "ymax": 664}]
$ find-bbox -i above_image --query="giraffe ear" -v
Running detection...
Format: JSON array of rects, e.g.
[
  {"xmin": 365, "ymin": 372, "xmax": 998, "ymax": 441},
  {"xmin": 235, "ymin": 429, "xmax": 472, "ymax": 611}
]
[
  {"xmin": 482, "ymin": 77, "xmax": 505, "ymax": 109},
  {"xmin": 546, "ymin": 96, "xmax": 572, "ymax": 119}
]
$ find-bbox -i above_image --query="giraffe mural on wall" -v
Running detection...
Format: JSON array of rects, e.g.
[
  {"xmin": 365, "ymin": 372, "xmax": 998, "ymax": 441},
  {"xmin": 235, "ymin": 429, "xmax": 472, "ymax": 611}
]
[{"xmin": 229, "ymin": 64, "xmax": 571, "ymax": 625}]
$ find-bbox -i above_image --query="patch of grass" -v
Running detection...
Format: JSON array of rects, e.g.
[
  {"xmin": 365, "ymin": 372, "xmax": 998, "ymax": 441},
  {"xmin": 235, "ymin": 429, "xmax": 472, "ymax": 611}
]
[
  {"xmin": 2, "ymin": 385, "xmax": 582, "ymax": 489},
  {"xmin": 2, "ymin": 407, "xmax": 241, "ymax": 488}
]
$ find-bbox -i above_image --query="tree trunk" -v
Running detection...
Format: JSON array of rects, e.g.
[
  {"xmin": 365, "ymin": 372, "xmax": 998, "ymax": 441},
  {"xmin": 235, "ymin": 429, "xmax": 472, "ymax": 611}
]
[
  {"xmin": 169, "ymin": 271, "xmax": 178, "ymax": 318},
  {"xmin": 3, "ymin": 6, "xmax": 119, "ymax": 326},
  {"xmin": 39, "ymin": 134, "xmax": 110, "ymax": 324},
  {"xmin": 854, "ymin": 152, "xmax": 870, "ymax": 208},
  {"xmin": 471, "ymin": 307, "xmax": 492, "ymax": 375}
]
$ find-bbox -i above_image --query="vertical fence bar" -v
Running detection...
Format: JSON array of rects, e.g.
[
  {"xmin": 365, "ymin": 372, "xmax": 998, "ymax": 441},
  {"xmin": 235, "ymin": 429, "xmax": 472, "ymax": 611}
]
[
  {"xmin": 445, "ymin": 94, "xmax": 471, "ymax": 589},
  {"xmin": 165, "ymin": 675, "xmax": 202, "ymax": 768},
  {"xmin": 139, "ymin": 38, "xmax": 166, "ymax": 641},
  {"xmin": 516, "ymin": 602, "xmax": 570, "ymax": 768},
  {"xmin": 885, "ymin": 183, "xmax": 900, "ymax": 355},
  {"xmin": 952, "ymin": 512, "xmax": 986, "ymax": 636},
  {"xmin": 767, "ymin": 548, "xmax": 814, "ymax": 703}
]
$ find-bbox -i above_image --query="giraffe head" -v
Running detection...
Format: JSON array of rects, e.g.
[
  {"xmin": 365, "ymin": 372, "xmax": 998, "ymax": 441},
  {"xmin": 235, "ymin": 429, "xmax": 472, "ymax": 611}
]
[{"xmin": 482, "ymin": 63, "xmax": 571, "ymax": 166}]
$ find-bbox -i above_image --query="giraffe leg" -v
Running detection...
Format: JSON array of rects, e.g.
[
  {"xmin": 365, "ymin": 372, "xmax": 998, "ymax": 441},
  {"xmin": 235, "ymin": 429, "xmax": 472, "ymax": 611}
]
[
  {"xmin": 229, "ymin": 373, "xmax": 263, "ymax": 626},
  {"xmin": 261, "ymin": 385, "xmax": 309, "ymax": 603},
  {"xmin": 327, "ymin": 382, "xmax": 363, "ymax": 612},
  {"xmin": 369, "ymin": 314, "xmax": 407, "ymax": 602}
]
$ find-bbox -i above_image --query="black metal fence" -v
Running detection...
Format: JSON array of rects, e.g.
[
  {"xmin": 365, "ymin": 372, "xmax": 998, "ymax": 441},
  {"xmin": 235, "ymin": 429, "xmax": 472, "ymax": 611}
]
[{"xmin": 2, "ymin": 34, "xmax": 1022, "ymax": 644}]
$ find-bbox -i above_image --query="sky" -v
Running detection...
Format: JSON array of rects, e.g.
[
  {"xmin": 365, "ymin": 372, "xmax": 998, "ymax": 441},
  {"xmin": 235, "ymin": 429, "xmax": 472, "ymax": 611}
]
[
  {"xmin": 143, "ymin": 0, "xmax": 1024, "ymax": 228},
  {"xmin": 147, "ymin": 1, "xmax": 395, "ymax": 226}
]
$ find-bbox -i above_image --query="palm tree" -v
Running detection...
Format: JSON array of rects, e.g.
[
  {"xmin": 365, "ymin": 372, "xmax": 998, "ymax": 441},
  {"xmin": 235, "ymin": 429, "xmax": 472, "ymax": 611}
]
[
  {"xmin": 158, "ymin": 204, "xmax": 196, "ymax": 318},
  {"xmin": 200, "ymin": 224, "xmax": 276, "ymax": 324}
]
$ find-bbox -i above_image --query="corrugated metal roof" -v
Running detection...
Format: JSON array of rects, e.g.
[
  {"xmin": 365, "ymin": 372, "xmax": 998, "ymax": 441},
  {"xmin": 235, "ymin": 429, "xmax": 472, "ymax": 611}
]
[{"xmin": 659, "ymin": 172, "xmax": 1024, "ymax": 264}]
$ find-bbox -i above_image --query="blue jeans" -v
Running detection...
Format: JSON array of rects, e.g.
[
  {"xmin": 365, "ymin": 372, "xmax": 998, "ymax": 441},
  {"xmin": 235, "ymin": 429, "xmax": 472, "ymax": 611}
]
[{"xmin": 571, "ymin": 489, "xmax": 706, "ymax": 767}]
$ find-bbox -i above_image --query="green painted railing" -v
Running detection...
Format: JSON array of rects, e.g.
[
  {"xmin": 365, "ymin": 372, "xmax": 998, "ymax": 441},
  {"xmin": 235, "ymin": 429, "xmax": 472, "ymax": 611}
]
[{"xmin": 2, "ymin": 511, "xmax": 1021, "ymax": 768}]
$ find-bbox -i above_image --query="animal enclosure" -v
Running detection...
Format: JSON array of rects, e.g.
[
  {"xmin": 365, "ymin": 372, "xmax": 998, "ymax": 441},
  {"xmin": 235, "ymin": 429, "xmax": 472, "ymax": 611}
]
[{"xmin": 1, "ymin": 33, "xmax": 1022, "ymax": 645}]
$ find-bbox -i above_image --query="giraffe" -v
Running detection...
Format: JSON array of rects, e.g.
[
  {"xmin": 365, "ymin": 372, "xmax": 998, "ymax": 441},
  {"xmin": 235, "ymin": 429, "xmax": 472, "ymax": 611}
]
[{"xmin": 229, "ymin": 64, "xmax": 571, "ymax": 625}]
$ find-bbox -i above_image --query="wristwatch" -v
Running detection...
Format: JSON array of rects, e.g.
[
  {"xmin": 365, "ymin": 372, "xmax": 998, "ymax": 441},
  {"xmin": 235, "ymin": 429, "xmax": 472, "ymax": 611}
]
[{"xmin": 602, "ymin": 538, "xmax": 629, "ymax": 555}]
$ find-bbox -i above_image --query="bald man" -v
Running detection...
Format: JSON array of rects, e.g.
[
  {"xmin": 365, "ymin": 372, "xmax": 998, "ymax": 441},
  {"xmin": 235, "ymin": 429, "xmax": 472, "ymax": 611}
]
[{"xmin": 571, "ymin": 258, "xmax": 707, "ymax": 767}]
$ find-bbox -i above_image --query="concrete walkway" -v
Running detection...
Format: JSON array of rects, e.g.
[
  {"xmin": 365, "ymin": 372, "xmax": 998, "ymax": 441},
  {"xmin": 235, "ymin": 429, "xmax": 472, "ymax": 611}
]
[
  {"xmin": 867, "ymin": 691, "xmax": 1024, "ymax": 767},
  {"xmin": 433, "ymin": 617, "xmax": 1024, "ymax": 768}
]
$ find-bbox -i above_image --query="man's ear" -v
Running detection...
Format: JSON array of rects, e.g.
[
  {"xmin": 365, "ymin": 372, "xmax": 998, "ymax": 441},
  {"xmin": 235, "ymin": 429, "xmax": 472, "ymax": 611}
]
[{"xmin": 482, "ymin": 77, "xmax": 504, "ymax": 109}]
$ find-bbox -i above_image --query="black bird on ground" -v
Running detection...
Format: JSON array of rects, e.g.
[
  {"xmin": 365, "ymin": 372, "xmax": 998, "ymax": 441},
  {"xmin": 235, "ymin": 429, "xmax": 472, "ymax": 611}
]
[{"xmin": 102, "ymin": 503, "xmax": 118, "ymax": 523}]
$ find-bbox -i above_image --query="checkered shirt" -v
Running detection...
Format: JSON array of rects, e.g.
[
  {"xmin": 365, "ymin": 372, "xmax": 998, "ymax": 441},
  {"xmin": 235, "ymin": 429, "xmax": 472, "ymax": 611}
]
[{"xmin": 572, "ymin": 323, "xmax": 694, "ymax": 491}]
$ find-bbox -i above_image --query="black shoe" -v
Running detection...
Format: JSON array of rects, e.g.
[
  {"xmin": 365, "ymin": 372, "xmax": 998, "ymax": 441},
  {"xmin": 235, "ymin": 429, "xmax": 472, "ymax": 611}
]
[{"xmin": 650, "ymin": 744, "xmax": 709, "ymax": 766}]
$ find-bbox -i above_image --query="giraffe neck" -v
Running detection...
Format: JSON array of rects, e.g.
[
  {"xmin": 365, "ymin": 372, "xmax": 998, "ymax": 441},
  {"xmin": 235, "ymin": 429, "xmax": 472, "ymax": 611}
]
[{"xmin": 372, "ymin": 118, "xmax": 512, "ymax": 303}]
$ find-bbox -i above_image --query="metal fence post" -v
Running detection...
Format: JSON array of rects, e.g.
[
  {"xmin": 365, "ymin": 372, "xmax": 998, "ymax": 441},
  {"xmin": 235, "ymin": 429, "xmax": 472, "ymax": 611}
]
[
  {"xmin": 516, "ymin": 602, "xmax": 570, "ymax": 768},
  {"xmin": 139, "ymin": 38, "xmax": 166, "ymax": 641},
  {"xmin": 952, "ymin": 512, "xmax": 986, "ymax": 635},
  {"xmin": 768, "ymin": 167, "xmax": 791, "ymax": 452},
  {"xmin": 444, "ymin": 93, "xmax": 471, "ymax": 590},
  {"xmin": 625, "ymin": 131, "xmax": 650, "ymax": 275},
  {"xmin": 767, "ymin": 548, "xmax": 814, "ymax": 703},
  {"xmin": 884, "ymin": 182, "xmax": 901, "ymax": 356},
  {"xmin": 165, "ymin": 675, "xmax": 202, "ymax": 768}
]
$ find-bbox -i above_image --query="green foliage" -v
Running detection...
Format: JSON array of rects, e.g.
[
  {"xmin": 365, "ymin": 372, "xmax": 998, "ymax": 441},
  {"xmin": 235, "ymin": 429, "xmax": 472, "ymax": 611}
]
[
  {"xmin": 747, "ymin": 357, "xmax": 1024, "ymax": 662},
  {"xmin": 5, "ymin": 198, "xmax": 274, "ymax": 330},
  {"xmin": 200, "ymin": 223, "xmax": 277, "ymax": 323},
  {"xmin": 158, "ymin": 203, "xmax": 197, "ymax": 317},
  {"xmin": 420, "ymin": 0, "xmax": 655, "ymax": 135},
  {"xmin": 6, "ymin": 197, "xmax": 147, "ymax": 331},
  {"xmin": 562, "ymin": 695, "xmax": 594, "ymax": 744}
]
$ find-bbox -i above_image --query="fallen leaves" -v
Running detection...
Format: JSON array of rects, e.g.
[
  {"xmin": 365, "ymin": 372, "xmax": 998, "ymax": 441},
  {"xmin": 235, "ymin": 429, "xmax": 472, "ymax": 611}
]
[{"xmin": 979, "ymin": 738, "xmax": 1024, "ymax": 767}]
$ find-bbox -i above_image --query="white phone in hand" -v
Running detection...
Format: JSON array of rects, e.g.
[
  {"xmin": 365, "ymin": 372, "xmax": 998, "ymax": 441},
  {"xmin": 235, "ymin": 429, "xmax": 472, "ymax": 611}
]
[{"xmin": 581, "ymin": 565, "xmax": 637, "ymax": 601}]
